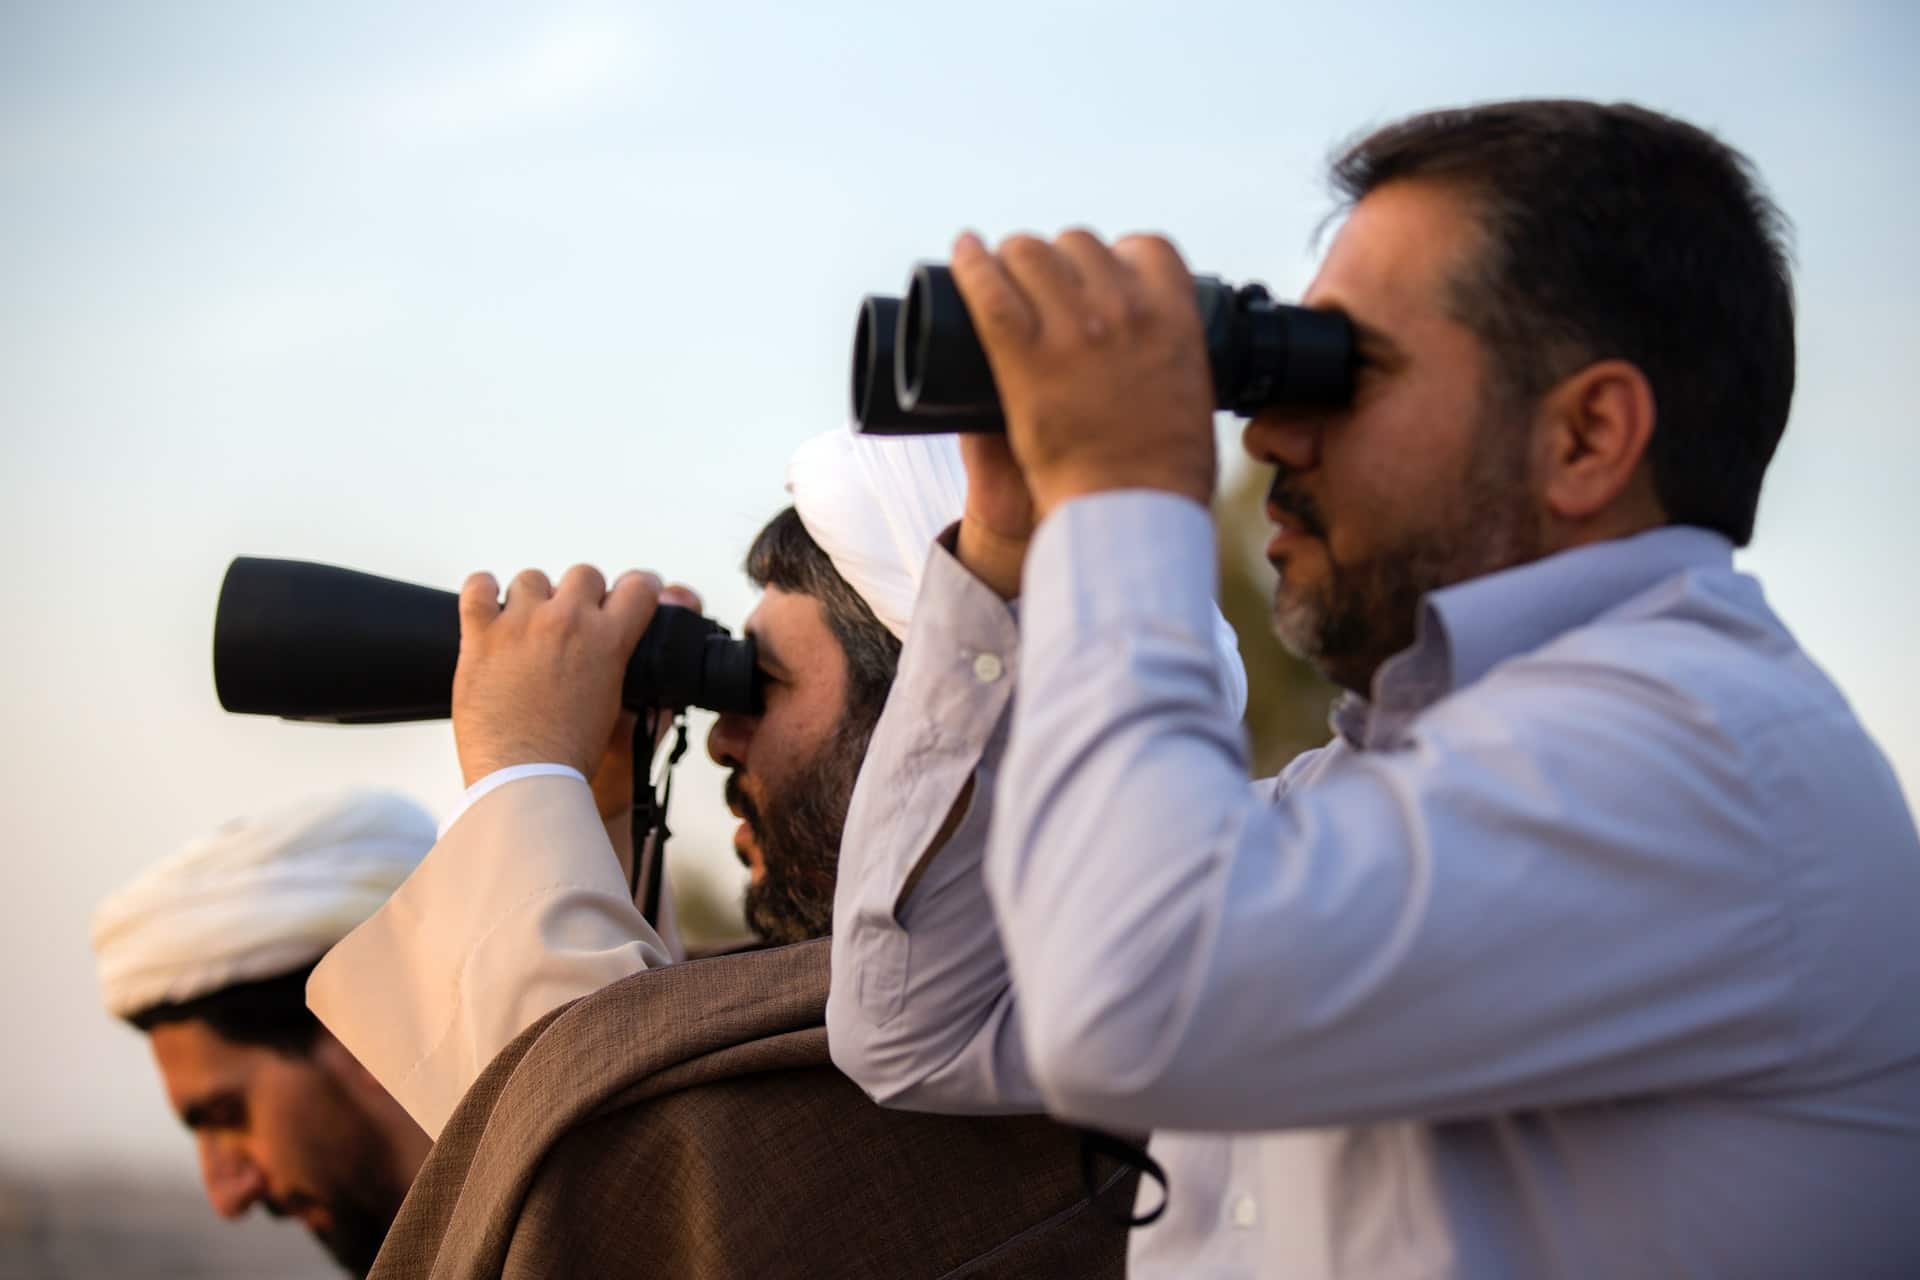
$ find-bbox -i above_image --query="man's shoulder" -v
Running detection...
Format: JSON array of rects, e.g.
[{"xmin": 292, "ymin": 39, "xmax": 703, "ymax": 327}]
[
  {"xmin": 532, "ymin": 1064, "xmax": 1127, "ymax": 1279},
  {"xmin": 1498, "ymin": 562, "xmax": 1850, "ymax": 740},
  {"xmin": 509, "ymin": 944, "xmax": 1129, "ymax": 1277}
]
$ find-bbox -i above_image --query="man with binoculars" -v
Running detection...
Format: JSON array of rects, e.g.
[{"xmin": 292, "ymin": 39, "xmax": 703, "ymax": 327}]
[
  {"xmin": 300, "ymin": 433, "xmax": 1141, "ymax": 1277},
  {"xmin": 828, "ymin": 99, "xmax": 1920, "ymax": 1276}
]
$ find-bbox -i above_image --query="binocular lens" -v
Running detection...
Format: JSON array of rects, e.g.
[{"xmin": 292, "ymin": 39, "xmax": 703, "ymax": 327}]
[
  {"xmin": 851, "ymin": 281, "xmax": 1007, "ymax": 434},
  {"xmin": 851, "ymin": 296, "xmax": 919, "ymax": 435},
  {"xmin": 897, "ymin": 263, "xmax": 1000, "ymax": 418}
]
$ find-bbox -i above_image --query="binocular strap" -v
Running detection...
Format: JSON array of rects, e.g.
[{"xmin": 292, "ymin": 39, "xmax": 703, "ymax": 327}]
[
  {"xmin": 1077, "ymin": 1128, "xmax": 1168, "ymax": 1228},
  {"xmin": 629, "ymin": 711, "xmax": 692, "ymax": 928}
]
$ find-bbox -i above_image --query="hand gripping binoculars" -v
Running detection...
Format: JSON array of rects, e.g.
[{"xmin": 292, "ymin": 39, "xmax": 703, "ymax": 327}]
[
  {"xmin": 213, "ymin": 557, "xmax": 761, "ymax": 724},
  {"xmin": 852, "ymin": 262, "xmax": 1354, "ymax": 435}
]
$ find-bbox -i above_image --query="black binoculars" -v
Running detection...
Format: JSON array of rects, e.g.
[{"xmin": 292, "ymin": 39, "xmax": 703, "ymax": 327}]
[
  {"xmin": 213, "ymin": 557, "xmax": 761, "ymax": 724},
  {"xmin": 852, "ymin": 262, "xmax": 1354, "ymax": 435}
]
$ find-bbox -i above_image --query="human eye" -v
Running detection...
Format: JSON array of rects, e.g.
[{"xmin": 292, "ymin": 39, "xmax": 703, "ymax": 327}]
[{"xmin": 183, "ymin": 1093, "xmax": 249, "ymax": 1133}]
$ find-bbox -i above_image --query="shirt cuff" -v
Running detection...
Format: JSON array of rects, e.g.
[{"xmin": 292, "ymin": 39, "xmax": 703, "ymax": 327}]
[{"xmin": 439, "ymin": 763, "xmax": 588, "ymax": 839}]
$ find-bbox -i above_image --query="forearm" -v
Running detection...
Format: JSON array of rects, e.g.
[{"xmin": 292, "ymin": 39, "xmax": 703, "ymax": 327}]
[
  {"xmin": 986, "ymin": 493, "xmax": 1246, "ymax": 1124},
  {"xmin": 309, "ymin": 774, "xmax": 672, "ymax": 1137}
]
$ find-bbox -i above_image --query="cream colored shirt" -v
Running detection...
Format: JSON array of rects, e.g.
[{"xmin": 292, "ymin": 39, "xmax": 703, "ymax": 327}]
[{"xmin": 308, "ymin": 774, "xmax": 677, "ymax": 1137}]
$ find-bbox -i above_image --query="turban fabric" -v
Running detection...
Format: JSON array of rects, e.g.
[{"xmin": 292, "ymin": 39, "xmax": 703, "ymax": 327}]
[
  {"xmin": 92, "ymin": 789, "xmax": 435, "ymax": 1019},
  {"xmin": 785, "ymin": 427, "xmax": 1249, "ymax": 719}
]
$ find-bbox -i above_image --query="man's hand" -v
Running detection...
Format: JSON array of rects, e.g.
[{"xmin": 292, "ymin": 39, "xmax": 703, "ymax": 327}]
[
  {"xmin": 956, "ymin": 434, "xmax": 1034, "ymax": 600},
  {"xmin": 453, "ymin": 565, "xmax": 662, "ymax": 787},
  {"xmin": 950, "ymin": 229, "xmax": 1217, "ymax": 522}
]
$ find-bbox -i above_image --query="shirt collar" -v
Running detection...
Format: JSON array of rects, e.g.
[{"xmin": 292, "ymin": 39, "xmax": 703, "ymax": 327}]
[{"xmin": 1332, "ymin": 525, "xmax": 1735, "ymax": 747}]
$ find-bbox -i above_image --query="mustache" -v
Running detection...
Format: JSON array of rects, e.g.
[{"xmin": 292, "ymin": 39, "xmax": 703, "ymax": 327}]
[
  {"xmin": 724, "ymin": 771, "xmax": 762, "ymax": 835},
  {"xmin": 1266, "ymin": 470, "xmax": 1328, "ymax": 540}
]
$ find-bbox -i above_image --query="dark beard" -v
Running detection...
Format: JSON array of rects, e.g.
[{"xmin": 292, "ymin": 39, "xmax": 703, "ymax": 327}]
[
  {"xmin": 312, "ymin": 1189, "xmax": 397, "ymax": 1278},
  {"xmin": 733, "ymin": 716, "xmax": 875, "ymax": 945},
  {"xmin": 1269, "ymin": 405, "xmax": 1542, "ymax": 695},
  {"xmin": 271, "ymin": 1102, "xmax": 408, "ymax": 1278}
]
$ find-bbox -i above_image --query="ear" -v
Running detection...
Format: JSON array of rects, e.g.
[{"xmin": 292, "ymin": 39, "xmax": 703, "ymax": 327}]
[{"xmin": 1534, "ymin": 359, "xmax": 1658, "ymax": 525}]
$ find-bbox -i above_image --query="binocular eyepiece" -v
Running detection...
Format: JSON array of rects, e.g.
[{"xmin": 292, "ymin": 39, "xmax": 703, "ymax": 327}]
[
  {"xmin": 213, "ymin": 557, "xmax": 760, "ymax": 724},
  {"xmin": 853, "ymin": 262, "xmax": 1355, "ymax": 435}
]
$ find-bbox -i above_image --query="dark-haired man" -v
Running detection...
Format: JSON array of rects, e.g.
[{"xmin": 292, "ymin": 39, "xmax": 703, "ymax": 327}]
[
  {"xmin": 92, "ymin": 790, "xmax": 437, "ymax": 1276},
  {"xmin": 828, "ymin": 100, "xmax": 1920, "ymax": 1276}
]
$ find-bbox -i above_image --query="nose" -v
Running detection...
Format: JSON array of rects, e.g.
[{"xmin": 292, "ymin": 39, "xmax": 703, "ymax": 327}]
[
  {"xmin": 1242, "ymin": 409, "xmax": 1322, "ymax": 472},
  {"xmin": 198, "ymin": 1137, "xmax": 268, "ymax": 1219},
  {"xmin": 707, "ymin": 711, "xmax": 755, "ymax": 770}
]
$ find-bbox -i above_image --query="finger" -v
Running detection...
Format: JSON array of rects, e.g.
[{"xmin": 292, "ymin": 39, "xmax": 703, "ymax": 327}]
[
  {"xmin": 505, "ymin": 568, "xmax": 552, "ymax": 612},
  {"xmin": 556, "ymin": 563, "xmax": 608, "ymax": 603},
  {"xmin": 458, "ymin": 572, "xmax": 502, "ymax": 637},
  {"xmin": 1112, "ymin": 233, "xmax": 1196, "ymax": 320},
  {"xmin": 605, "ymin": 570, "xmax": 664, "ymax": 652},
  {"xmin": 659, "ymin": 583, "xmax": 702, "ymax": 614},
  {"xmin": 997, "ymin": 233, "xmax": 1089, "ymax": 335},
  {"xmin": 951, "ymin": 230, "xmax": 1040, "ymax": 352},
  {"xmin": 1053, "ymin": 228, "xmax": 1134, "ymax": 342}
]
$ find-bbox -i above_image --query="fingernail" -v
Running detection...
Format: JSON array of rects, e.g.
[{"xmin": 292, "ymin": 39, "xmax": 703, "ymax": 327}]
[
  {"xmin": 617, "ymin": 570, "xmax": 662, "ymax": 593},
  {"xmin": 953, "ymin": 230, "xmax": 984, "ymax": 260}
]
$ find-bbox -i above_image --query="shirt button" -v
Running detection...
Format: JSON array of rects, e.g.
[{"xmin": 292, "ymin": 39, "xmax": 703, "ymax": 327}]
[
  {"xmin": 972, "ymin": 652, "xmax": 1004, "ymax": 683},
  {"xmin": 1230, "ymin": 1195, "xmax": 1258, "ymax": 1229}
]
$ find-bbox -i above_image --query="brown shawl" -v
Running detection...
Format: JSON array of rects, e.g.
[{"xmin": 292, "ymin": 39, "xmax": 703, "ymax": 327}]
[{"xmin": 370, "ymin": 938, "xmax": 1130, "ymax": 1278}]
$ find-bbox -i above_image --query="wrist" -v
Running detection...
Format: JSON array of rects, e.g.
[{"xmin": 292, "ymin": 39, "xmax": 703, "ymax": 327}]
[
  {"xmin": 955, "ymin": 516, "xmax": 1028, "ymax": 601},
  {"xmin": 459, "ymin": 740, "xmax": 595, "ymax": 788},
  {"xmin": 1030, "ymin": 461, "xmax": 1213, "ymax": 523}
]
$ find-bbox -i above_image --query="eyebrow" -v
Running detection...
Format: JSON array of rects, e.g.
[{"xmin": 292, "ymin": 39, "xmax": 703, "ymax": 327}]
[
  {"xmin": 179, "ymin": 1091, "xmax": 244, "ymax": 1131},
  {"xmin": 1349, "ymin": 317, "xmax": 1406, "ymax": 362},
  {"xmin": 746, "ymin": 622, "xmax": 788, "ymax": 679}
]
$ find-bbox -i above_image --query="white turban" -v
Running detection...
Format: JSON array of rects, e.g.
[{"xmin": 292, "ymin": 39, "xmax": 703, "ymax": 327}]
[
  {"xmin": 91, "ymin": 789, "xmax": 435, "ymax": 1019},
  {"xmin": 785, "ymin": 427, "xmax": 1249, "ymax": 718}
]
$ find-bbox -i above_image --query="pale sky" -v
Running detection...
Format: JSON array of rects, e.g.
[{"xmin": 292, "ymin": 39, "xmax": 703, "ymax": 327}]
[{"xmin": 3, "ymin": 0, "xmax": 1915, "ymax": 1175}]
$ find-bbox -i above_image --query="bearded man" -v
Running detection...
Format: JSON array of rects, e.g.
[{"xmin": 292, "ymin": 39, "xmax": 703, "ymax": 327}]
[
  {"xmin": 92, "ymin": 789, "xmax": 437, "ymax": 1276},
  {"xmin": 828, "ymin": 100, "xmax": 1920, "ymax": 1278},
  {"xmin": 305, "ymin": 431, "xmax": 1244, "ymax": 1277}
]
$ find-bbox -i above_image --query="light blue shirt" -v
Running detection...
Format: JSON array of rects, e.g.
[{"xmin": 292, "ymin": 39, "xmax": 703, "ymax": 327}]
[{"xmin": 829, "ymin": 492, "xmax": 1920, "ymax": 1278}]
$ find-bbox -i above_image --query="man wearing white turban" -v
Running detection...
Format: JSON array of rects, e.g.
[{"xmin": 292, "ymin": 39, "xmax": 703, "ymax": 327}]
[
  {"xmin": 308, "ymin": 429, "xmax": 1244, "ymax": 1139},
  {"xmin": 91, "ymin": 789, "xmax": 437, "ymax": 1277},
  {"xmin": 306, "ymin": 431, "xmax": 945, "ymax": 1138},
  {"xmin": 299, "ymin": 429, "xmax": 1245, "ymax": 1278}
]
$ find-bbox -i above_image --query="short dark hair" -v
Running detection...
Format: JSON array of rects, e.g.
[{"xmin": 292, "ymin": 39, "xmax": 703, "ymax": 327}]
[
  {"xmin": 126, "ymin": 963, "xmax": 323, "ymax": 1057},
  {"xmin": 1331, "ymin": 100, "xmax": 1796, "ymax": 546},
  {"xmin": 744, "ymin": 506, "xmax": 901, "ymax": 721}
]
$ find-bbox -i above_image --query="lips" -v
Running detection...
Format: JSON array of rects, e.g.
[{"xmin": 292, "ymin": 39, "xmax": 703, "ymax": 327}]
[
  {"xmin": 1266, "ymin": 524, "xmax": 1311, "ymax": 562},
  {"xmin": 1265, "ymin": 491, "xmax": 1325, "ymax": 538},
  {"xmin": 1265, "ymin": 470, "xmax": 1328, "ymax": 557},
  {"xmin": 724, "ymin": 772, "xmax": 765, "ymax": 869}
]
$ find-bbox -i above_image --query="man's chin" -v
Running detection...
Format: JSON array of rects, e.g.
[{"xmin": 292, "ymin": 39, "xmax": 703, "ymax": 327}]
[
  {"xmin": 743, "ymin": 876, "xmax": 831, "ymax": 946},
  {"xmin": 1269, "ymin": 591, "xmax": 1324, "ymax": 664},
  {"xmin": 310, "ymin": 1199, "xmax": 397, "ymax": 1278}
]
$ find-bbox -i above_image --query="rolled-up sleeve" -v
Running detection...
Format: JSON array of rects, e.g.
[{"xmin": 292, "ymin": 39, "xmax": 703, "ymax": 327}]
[
  {"xmin": 309, "ymin": 773, "xmax": 673, "ymax": 1137},
  {"xmin": 828, "ymin": 537, "xmax": 1045, "ymax": 1114}
]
